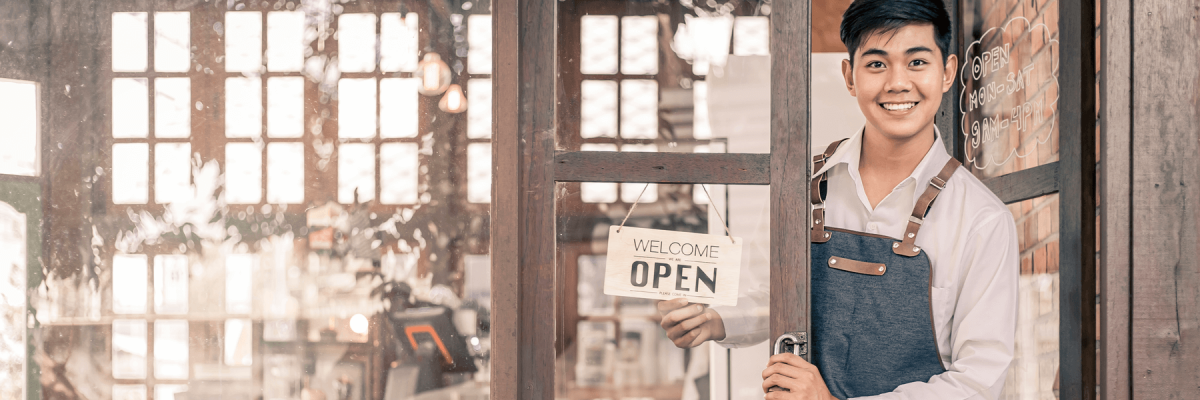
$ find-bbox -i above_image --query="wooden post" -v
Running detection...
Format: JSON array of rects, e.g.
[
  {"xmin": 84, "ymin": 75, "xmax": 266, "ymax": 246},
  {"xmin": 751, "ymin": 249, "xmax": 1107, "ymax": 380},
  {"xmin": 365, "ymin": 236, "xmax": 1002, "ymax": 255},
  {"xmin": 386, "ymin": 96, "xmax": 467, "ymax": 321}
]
[
  {"xmin": 1130, "ymin": 0, "xmax": 1200, "ymax": 397},
  {"xmin": 769, "ymin": 0, "xmax": 813, "ymax": 357},
  {"xmin": 1058, "ymin": 0, "xmax": 1098, "ymax": 397},
  {"xmin": 491, "ymin": 0, "xmax": 557, "ymax": 398},
  {"xmin": 1098, "ymin": 0, "xmax": 1132, "ymax": 396}
]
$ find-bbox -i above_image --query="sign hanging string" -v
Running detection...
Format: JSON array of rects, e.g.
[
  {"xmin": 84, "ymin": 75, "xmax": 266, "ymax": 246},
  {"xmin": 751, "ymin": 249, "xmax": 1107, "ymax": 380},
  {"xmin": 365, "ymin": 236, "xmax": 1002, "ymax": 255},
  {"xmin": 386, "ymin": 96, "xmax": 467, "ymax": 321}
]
[{"xmin": 616, "ymin": 183, "xmax": 736, "ymax": 244}]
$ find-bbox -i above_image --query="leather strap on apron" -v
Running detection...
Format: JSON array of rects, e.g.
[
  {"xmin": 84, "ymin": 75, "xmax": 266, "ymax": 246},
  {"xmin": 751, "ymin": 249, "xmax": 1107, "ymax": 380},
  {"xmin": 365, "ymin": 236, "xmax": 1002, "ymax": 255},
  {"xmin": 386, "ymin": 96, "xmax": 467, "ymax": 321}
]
[{"xmin": 810, "ymin": 138, "xmax": 848, "ymax": 244}]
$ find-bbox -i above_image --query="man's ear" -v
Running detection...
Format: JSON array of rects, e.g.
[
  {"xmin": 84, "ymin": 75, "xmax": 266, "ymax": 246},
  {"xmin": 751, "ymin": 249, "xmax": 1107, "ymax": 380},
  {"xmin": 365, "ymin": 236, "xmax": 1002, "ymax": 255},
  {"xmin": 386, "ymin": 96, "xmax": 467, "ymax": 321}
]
[
  {"xmin": 942, "ymin": 54, "xmax": 958, "ymax": 93},
  {"xmin": 841, "ymin": 58, "xmax": 856, "ymax": 97}
]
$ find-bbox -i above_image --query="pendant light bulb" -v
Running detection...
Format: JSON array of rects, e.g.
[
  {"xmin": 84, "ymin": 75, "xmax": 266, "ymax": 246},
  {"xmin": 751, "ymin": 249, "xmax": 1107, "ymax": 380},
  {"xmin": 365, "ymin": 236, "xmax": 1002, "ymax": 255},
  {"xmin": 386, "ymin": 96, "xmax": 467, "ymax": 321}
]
[
  {"xmin": 416, "ymin": 53, "xmax": 452, "ymax": 96},
  {"xmin": 439, "ymin": 84, "xmax": 467, "ymax": 113}
]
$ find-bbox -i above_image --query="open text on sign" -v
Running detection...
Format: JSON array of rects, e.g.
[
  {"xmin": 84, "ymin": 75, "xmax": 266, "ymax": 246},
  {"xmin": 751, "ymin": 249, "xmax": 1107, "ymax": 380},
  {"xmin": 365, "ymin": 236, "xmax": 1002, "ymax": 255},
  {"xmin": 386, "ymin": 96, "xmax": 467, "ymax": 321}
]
[{"xmin": 603, "ymin": 226, "xmax": 742, "ymax": 306}]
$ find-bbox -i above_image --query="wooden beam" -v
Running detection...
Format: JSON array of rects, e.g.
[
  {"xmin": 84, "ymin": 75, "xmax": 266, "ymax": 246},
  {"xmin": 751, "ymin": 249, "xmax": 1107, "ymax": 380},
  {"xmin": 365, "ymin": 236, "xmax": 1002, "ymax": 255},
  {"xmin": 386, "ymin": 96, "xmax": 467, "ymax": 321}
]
[
  {"xmin": 769, "ymin": 0, "xmax": 812, "ymax": 359},
  {"xmin": 553, "ymin": 152, "xmax": 770, "ymax": 184},
  {"xmin": 1098, "ymin": 0, "xmax": 1132, "ymax": 396},
  {"xmin": 1058, "ymin": 0, "xmax": 1098, "ymax": 397},
  {"xmin": 491, "ymin": 0, "xmax": 557, "ymax": 398},
  {"xmin": 936, "ymin": 0, "xmax": 958, "ymax": 157},
  {"xmin": 1130, "ymin": 0, "xmax": 1200, "ymax": 397},
  {"xmin": 983, "ymin": 161, "xmax": 1060, "ymax": 204}
]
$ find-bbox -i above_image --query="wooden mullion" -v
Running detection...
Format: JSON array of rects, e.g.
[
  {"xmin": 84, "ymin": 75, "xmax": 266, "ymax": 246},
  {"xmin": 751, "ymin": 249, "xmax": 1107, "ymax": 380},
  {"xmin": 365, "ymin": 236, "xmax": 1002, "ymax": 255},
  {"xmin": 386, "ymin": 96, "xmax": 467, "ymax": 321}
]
[
  {"xmin": 1098, "ymin": 0, "xmax": 1131, "ymax": 396},
  {"xmin": 769, "ymin": 0, "xmax": 812, "ymax": 358},
  {"xmin": 553, "ymin": 151, "xmax": 769, "ymax": 185},
  {"xmin": 1058, "ymin": 0, "xmax": 1098, "ymax": 397},
  {"xmin": 983, "ymin": 161, "xmax": 1061, "ymax": 204}
]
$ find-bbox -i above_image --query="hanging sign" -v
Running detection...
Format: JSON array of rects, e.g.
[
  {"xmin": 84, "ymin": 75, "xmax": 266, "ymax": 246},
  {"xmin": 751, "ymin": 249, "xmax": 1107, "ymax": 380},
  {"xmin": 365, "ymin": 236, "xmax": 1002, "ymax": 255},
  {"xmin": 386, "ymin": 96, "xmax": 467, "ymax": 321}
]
[{"xmin": 603, "ymin": 226, "xmax": 742, "ymax": 306}]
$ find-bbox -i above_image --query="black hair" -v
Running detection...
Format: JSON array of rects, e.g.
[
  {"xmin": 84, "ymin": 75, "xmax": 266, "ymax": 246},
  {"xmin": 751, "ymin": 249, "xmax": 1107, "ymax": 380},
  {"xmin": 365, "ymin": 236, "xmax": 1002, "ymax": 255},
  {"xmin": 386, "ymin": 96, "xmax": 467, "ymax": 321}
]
[{"xmin": 840, "ymin": 0, "xmax": 953, "ymax": 65}]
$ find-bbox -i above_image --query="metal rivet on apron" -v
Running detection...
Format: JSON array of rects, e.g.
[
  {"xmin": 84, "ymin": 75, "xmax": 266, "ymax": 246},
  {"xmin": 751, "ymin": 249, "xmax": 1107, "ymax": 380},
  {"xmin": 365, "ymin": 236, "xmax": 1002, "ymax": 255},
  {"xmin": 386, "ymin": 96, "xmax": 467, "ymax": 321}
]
[
  {"xmin": 892, "ymin": 243, "xmax": 899, "ymax": 248},
  {"xmin": 908, "ymin": 233, "xmax": 915, "ymax": 238},
  {"xmin": 878, "ymin": 266, "xmax": 885, "ymax": 272},
  {"xmin": 912, "ymin": 246, "xmax": 920, "ymax": 252},
  {"xmin": 815, "ymin": 219, "xmax": 821, "ymax": 224},
  {"xmin": 824, "ymin": 232, "xmax": 830, "ymax": 238},
  {"xmin": 830, "ymin": 258, "xmax": 838, "ymax": 265}
]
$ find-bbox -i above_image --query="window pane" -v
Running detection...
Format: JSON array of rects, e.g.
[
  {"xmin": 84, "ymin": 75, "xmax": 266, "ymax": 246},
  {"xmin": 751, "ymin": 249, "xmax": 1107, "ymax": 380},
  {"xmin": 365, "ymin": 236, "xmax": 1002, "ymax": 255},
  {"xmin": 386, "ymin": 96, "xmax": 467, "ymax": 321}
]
[
  {"xmin": 224, "ymin": 143, "xmax": 263, "ymax": 204},
  {"xmin": 685, "ymin": 15, "xmax": 733, "ymax": 76},
  {"xmin": 112, "ymin": 255, "xmax": 147, "ymax": 314},
  {"xmin": 155, "ymin": 143, "xmax": 192, "ymax": 203},
  {"xmin": 154, "ymin": 319, "xmax": 189, "ymax": 379},
  {"xmin": 225, "ymin": 12, "xmax": 263, "ymax": 73},
  {"xmin": 692, "ymin": 81, "xmax": 711, "ymax": 139},
  {"xmin": 338, "ymin": 78, "xmax": 377, "ymax": 138},
  {"xmin": 112, "ymin": 384, "xmax": 147, "ymax": 400},
  {"xmin": 620, "ymin": 16, "xmax": 658, "ymax": 75},
  {"xmin": 225, "ymin": 255, "xmax": 254, "ymax": 314},
  {"xmin": 267, "ymin": 77, "xmax": 304, "ymax": 138},
  {"xmin": 154, "ymin": 78, "xmax": 191, "ymax": 138},
  {"xmin": 266, "ymin": 11, "xmax": 305, "ymax": 72},
  {"xmin": 580, "ymin": 16, "xmax": 618, "ymax": 74},
  {"xmin": 580, "ymin": 143, "xmax": 618, "ymax": 203},
  {"xmin": 154, "ymin": 255, "xmax": 189, "ymax": 315},
  {"xmin": 0, "ymin": 202, "xmax": 25, "ymax": 400},
  {"xmin": 380, "ymin": 143, "xmax": 418, "ymax": 205},
  {"xmin": 733, "ymin": 16, "xmax": 769, "ymax": 56},
  {"xmin": 619, "ymin": 79, "xmax": 657, "ymax": 139},
  {"xmin": 0, "ymin": 80, "xmax": 39, "ymax": 176},
  {"xmin": 381, "ymin": 13, "xmax": 419, "ymax": 73},
  {"xmin": 580, "ymin": 80, "xmax": 617, "ymax": 138},
  {"xmin": 338, "ymin": 14, "xmax": 377, "ymax": 73},
  {"xmin": 467, "ymin": 143, "xmax": 491, "ymax": 203},
  {"xmin": 225, "ymin": 77, "xmax": 262, "ymax": 138},
  {"xmin": 338, "ymin": 143, "xmax": 375, "ymax": 204},
  {"xmin": 112, "ymin": 78, "xmax": 149, "ymax": 139},
  {"xmin": 380, "ymin": 78, "xmax": 419, "ymax": 138},
  {"xmin": 112, "ymin": 143, "xmax": 149, "ymax": 204},
  {"xmin": 112, "ymin": 12, "xmax": 148, "ymax": 72},
  {"xmin": 577, "ymin": 255, "xmax": 614, "ymax": 316},
  {"xmin": 154, "ymin": 12, "xmax": 191, "ymax": 72},
  {"xmin": 467, "ymin": 79, "xmax": 492, "ymax": 139},
  {"xmin": 154, "ymin": 384, "xmax": 189, "ymax": 400},
  {"xmin": 224, "ymin": 318, "xmax": 253, "ymax": 366},
  {"xmin": 112, "ymin": 319, "xmax": 147, "ymax": 379},
  {"xmin": 467, "ymin": 15, "xmax": 492, "ymax": 74},
  {"xmin": 267, "ymin": 142, "xmax": 304, "ymax": 204}
]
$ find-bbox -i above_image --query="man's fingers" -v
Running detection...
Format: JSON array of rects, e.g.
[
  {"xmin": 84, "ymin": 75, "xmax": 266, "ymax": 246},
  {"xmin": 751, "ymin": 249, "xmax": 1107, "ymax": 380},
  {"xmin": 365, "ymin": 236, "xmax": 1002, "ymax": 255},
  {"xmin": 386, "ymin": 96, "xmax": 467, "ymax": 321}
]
[
  {"xmin": 656, "ymin": 298, "xmax": 690, "ymax": 315},
  {"xmin": 761, "ymin": 374, "xmax": 798, "ymax": 395},
  {"xmin": 666, "ymin": 312, "xmax": 710, "ymax": 339},
  {"xmin": 660, "ymin": 304, "xmax": 706, "ymax": 330},
  {"xmin": 768, "ymin": 353, "xmax": 817, "ymax": 372},
  {"xmin": 761, "ymin": 362, "xmax": 810, "ymax": 381}
]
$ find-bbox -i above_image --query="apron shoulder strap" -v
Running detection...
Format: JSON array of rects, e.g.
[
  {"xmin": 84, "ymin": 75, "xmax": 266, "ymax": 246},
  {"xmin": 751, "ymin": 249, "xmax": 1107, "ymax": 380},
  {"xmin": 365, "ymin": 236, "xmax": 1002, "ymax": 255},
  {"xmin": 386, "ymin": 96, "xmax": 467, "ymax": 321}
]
[
  {"xmin": 811, "ymin": 138, "xmax": 849, "ymax": 243},
  {"xmin": 892, "ymin": 157, "xmax": 962, "ymax": 256}
]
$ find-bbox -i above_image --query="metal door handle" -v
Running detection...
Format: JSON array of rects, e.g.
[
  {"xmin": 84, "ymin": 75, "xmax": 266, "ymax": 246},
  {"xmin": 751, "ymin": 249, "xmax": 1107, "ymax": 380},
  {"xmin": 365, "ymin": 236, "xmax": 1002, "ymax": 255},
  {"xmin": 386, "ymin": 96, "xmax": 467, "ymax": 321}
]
[{"xmin": 768, "ymin": 332, "xmax": 807, "ymax": 392}]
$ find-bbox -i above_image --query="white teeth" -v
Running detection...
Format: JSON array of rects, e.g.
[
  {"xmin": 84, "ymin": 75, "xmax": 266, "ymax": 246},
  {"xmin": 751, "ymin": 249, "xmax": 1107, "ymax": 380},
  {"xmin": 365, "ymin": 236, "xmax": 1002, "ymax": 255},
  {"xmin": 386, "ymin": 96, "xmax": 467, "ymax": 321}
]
[{"xmin": 882, "ymin": 102, "xmax": 916, "ymax": 111}]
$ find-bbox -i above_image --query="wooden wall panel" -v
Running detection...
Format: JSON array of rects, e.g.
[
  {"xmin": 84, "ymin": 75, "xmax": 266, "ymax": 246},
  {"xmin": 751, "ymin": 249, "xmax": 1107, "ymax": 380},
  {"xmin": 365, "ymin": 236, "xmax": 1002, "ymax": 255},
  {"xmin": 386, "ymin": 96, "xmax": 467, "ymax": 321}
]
[
  {"xmin": 491, "ymin": 0, "xmax": 557, "ymax": 398},
  {"xmin": 769, "ymin": 0, "xmax": 813, "ymax": 355},
  {"xmin": 1098, "ymin": 0, "xmax": 1132, "ymax": 396},
  {"xmin": 1130, "ymin": 0, "xmax": 1200, "ymax": 397}
]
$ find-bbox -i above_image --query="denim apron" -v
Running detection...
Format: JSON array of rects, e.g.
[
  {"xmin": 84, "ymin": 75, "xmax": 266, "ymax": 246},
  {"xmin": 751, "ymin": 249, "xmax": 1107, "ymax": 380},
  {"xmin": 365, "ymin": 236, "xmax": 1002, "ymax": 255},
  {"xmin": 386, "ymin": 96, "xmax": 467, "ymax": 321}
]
[{"xmin": 807, "ymin": 139, "xmax": 961, "ymax": 398}]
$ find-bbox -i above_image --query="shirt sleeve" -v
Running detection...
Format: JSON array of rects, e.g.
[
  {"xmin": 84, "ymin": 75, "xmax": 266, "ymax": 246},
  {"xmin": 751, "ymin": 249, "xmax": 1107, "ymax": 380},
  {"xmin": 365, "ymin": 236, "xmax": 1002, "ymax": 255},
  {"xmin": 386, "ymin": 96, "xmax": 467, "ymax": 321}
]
[
  {"xmin": 852, "ymin": 212, "xmax": 1019, "ymax": 400},
  {"xmin": 710, "ymin": 258, "xmax": 770, "ymax": 348}
]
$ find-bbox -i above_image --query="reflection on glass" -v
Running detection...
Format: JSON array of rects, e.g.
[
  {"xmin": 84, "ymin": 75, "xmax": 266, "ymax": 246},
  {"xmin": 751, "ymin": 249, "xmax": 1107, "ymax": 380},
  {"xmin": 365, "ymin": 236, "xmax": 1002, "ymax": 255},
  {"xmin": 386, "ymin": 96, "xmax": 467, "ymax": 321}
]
[
  {"xmin": 684, "ymin": 16, "xmax": 733, "ymax": 75},
  {"xmin": 112, "ymin": 78, "xmax": 149, "ymax": 139},
  {"xmin": 267, "ymin": 142, "xmax": 305, "ymax": 204},
  {"xmin": 692, "ymin": 81, "xmax": 711, "ymax": 139},
  {"xmin": 111, "ymin": 12, "xmax": 148, "ymax": 72},
  {"xmin": 154, "ymin": 319, "xmax": 189, "ymax": 379},
  {"xmin": 224, "ymin": 143, "xmax": 263, "ymax": 204},
  {"xmin": 381, "ymin": 13, "xmax": 420, "ymax": 72},
  {"xmin": 225, "ymin": 254, "xmax": 255, "ymax": 315},
  {"xmin": 339, "ymin": 14, "xmax": 378, "ymax": 73},
  {"xmin": 467, "ymin": 15, "xmax": 493, "ymax": 74},
  {"xmin": 267, "ymin": 11, "xmax": 305, "ymax": 72},
  {"xmin": 338, "ymin": 78, "xmax": 377, "ymax": 139},
  {"xmin": 467, "ymin": 143, "xmax": 491, "ymax": 203},
  {"xmin": 154, "ymin": 255, "xmax": 189, "ymax": 315},
  {"xmin": 467, "ymin": 79, "xmax": 492, "ymax": 139},
  {"xmin": 224, "ymin": 318, "xmax": 253, "ymax": 366},
  {"xmin": 619, "ymin": 80, "xmax": 657, "ymax": 139},
  {"xmin": 112, "ymin": 319, "xmax": 148, "ymax": 379},
  {"xmin": 154, "ymin": 384, "xmax": 189, "ymax": 400},
  {"xmin": 154, "ymin": 12, "xmax": 191, "ymax": 73},
  {"xmin": 112, "ymin": 143, "xmax": 149, "ymax": 204},
  {"xmin": 380, "ymin": 78, "xmax": 419, "ymax": 138},
  {"xmin": 155, "ymin": 78, "xmax": 191, "ymax": 138},
  {"xmin": 580, "ymin": 16, "xmax": 618, "ymax": 75},
  {"xmin": 267, "ymin": 77, "xmax": 305, "ymax": 138},
  {"xmin": 0, "ymin": 202, "xmax": 25, "ymax": 400},
  {"xmin": 732, "ymin": 16, "xmax": 770, "ymax": 56},
  {"xmin": 225, "ymin": 12, "xmax": 263, "ymax": 73},
  {"xmin": 581, "ymin": 80, "xmax": 618, "ymax": 138},
  {"xmin": 380, "ymin": 143, "xmax": 419, "ymax": 205},
  {"xmin": 0, "ymin": 80, "xmax": 40, "ymax": 176},
  {"xmin": 338, "ymin": 143, "xmax": 375, "ymax": 203},
  {"xmin": 225, "ymin": 77, "xmax": 263, "ymax": 138},
  {"xmin": 155, "ymin": 143, "xmax": 193, "ymax": 203},
  {"xmin": 112, "ymin": 384, "xmax": 147, "ymax": 400},
  {"xmin": 576, "ymin": 255, "xmax": 614, "ymax": 316},
  {"xmin": 620, "ymin": 16, "xmax": 658, "ymax": 75}
]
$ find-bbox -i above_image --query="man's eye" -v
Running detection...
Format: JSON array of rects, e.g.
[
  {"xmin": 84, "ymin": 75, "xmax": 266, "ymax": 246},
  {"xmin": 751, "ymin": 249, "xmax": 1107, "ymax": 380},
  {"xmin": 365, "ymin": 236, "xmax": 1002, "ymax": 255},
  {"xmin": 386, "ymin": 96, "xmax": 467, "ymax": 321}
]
[
  {"xmin": 910, "ymin": 59, "xmax": 928, "ymax": 67},
  {"xmin": 867, "ymin": 61, "xmax": 885, "ymax": 68}
]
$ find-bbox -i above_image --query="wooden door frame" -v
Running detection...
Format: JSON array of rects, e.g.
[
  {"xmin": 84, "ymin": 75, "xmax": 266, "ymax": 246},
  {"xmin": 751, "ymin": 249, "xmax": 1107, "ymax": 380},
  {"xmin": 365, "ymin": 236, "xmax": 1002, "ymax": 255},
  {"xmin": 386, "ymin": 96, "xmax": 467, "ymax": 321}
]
[{"xmin": 490, "ymin": 0, "xmax": 812, "ymax": 398}]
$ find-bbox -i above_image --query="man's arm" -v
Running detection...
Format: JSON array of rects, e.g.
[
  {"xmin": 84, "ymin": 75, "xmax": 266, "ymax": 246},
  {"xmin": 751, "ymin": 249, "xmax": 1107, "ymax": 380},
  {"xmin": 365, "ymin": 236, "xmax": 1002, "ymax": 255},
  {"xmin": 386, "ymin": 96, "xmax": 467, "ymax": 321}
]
[{"xmin": 853, "ymin": 212, "xmax": 1019, "ymax": 400}]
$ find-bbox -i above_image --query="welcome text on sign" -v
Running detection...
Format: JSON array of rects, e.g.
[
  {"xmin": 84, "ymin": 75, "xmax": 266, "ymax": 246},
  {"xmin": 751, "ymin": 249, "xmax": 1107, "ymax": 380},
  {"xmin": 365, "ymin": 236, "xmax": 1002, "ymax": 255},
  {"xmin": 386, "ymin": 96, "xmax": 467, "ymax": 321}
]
[{"xmin": 604, "ymin": 226, "xmax": 741, "ymax": 306}]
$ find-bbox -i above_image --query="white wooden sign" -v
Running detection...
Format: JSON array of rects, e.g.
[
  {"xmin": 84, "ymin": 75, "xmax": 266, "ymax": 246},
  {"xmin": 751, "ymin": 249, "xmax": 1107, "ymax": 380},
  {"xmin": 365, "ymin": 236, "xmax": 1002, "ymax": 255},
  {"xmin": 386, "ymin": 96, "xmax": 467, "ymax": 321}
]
[{"xmin": 603, "ymin": 226, "xmax": 742, "ymax": 306}]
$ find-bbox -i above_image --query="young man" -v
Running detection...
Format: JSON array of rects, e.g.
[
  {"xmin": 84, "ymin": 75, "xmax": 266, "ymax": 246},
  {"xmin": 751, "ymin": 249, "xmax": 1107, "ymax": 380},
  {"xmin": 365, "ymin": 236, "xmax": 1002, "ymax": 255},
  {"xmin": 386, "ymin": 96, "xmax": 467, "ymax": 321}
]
[{"xmin": 657, "ymin": 0, "xmax": 1019, "ymax": 398}]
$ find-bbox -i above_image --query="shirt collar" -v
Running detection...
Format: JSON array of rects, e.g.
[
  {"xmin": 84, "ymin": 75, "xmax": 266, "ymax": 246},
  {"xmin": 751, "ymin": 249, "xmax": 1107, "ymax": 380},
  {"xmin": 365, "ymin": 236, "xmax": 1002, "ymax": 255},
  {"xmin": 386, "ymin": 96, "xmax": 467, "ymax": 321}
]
[{"xmin": 813, "ymin": 126, "xmax": 953, "ymax": 204}]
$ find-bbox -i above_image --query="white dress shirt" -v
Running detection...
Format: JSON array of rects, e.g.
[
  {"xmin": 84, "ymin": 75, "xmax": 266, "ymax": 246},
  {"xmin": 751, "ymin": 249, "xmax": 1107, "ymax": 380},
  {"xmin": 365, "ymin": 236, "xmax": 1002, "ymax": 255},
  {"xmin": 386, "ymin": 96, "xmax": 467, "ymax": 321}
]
[{"xmin": 710, "ymin": 128, "xmax": 1019, "ymax": 399}]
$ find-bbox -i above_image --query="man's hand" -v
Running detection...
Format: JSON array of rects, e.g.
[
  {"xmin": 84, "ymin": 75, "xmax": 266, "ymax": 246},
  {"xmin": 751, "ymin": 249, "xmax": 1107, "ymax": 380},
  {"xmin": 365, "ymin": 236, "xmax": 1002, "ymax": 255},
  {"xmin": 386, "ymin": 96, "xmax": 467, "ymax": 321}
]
[
  {"xmin": 761, "ymin": 353, "xmax": 840, "ymax": 400},
  {"xmin": 657, "ymin": 298, "xmax": 727, "ymax": 348}
]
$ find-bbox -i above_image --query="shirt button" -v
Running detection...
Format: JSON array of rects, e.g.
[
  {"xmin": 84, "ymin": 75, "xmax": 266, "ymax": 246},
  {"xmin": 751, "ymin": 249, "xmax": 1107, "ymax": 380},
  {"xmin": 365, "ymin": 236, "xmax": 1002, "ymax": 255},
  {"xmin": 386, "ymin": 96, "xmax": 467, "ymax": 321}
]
[{"xmin": 867, "ymin": 223, "xmax": 878, "ymax": 232}]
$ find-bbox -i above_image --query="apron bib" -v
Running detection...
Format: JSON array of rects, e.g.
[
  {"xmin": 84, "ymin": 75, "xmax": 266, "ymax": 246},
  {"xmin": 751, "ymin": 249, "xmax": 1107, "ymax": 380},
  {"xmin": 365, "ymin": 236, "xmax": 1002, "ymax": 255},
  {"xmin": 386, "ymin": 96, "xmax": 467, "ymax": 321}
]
[{"xmin": 807, "ymin": 139, "xmax": 961, "ymax": 398}]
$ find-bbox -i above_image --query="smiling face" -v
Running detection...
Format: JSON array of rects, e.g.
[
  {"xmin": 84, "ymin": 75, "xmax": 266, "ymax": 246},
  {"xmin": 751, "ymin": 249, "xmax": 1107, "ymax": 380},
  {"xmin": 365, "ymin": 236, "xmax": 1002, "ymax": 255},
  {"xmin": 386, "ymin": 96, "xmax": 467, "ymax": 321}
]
[{"xmin": 841, "ymin": 23, "xmax": 957, "ymax": 143}]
